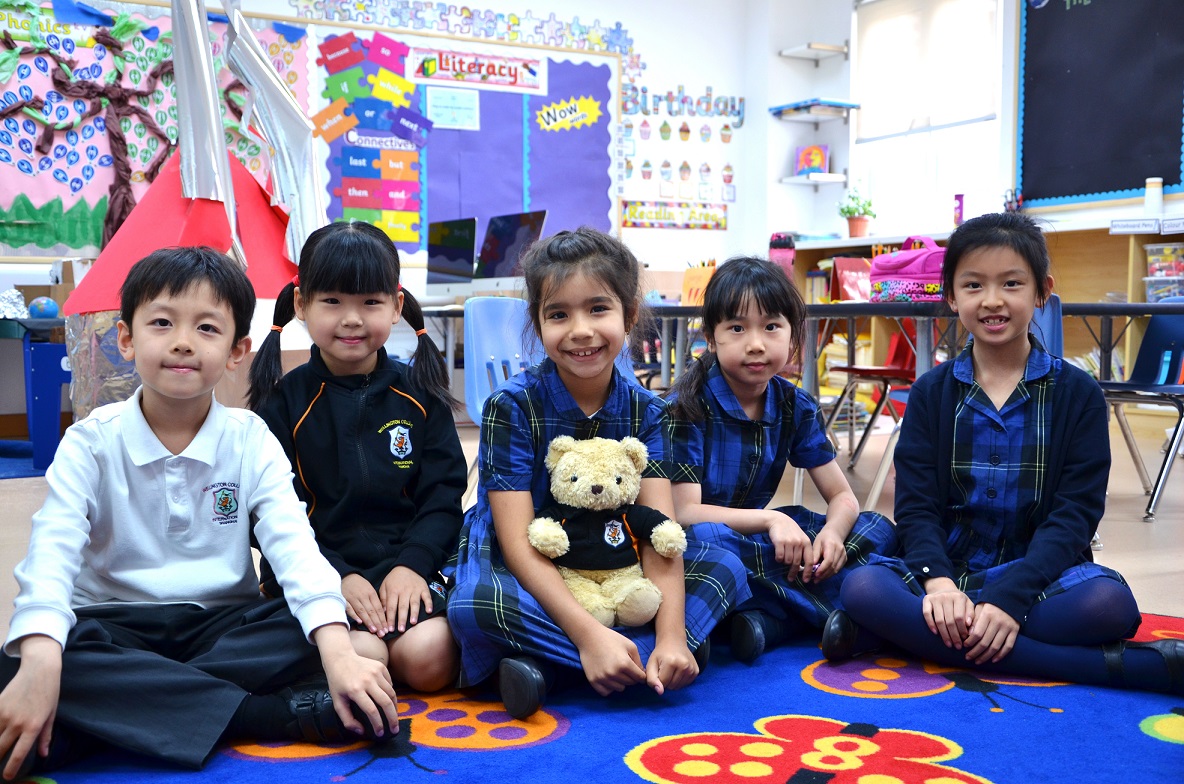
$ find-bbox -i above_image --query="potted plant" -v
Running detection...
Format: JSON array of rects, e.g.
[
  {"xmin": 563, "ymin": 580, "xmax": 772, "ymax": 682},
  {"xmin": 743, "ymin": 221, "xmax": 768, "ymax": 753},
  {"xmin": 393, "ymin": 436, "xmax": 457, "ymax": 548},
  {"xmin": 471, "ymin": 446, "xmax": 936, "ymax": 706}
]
[{"xmin": 838, "ymin": 188, "xmax": 875, "ymax": 238}]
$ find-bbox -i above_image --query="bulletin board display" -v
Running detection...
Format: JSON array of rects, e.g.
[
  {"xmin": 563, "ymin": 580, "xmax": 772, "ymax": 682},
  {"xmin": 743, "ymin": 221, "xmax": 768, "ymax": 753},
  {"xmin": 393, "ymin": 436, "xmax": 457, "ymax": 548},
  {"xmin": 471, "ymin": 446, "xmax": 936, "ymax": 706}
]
[
  {"xmin": 0, "ymin": 2, "xmax": 309, "ymax": 256},
  {"xmin": 1018, "ymin": 1, "xmax": 1184, "ymax": 208},
  {"xmin": 0, "ymin": 2, "xmax": 619, "ymax": 258},
  {"xmin": 310, "ymin": 28, "xmax": 618, "ymax": 252}
]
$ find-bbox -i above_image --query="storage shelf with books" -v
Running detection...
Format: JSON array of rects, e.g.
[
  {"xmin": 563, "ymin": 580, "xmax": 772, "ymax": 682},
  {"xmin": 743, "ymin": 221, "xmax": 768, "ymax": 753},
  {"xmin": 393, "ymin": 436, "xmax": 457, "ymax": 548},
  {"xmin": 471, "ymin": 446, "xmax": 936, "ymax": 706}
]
[{"xmin": 789, "ymin": 222, "xmax": 1160, "ymax": 375}]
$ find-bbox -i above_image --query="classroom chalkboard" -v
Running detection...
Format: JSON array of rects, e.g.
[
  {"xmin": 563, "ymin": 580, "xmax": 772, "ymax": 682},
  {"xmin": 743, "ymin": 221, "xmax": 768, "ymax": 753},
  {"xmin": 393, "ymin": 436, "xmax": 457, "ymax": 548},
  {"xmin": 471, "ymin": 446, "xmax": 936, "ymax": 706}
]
[{"xmin": 1019, "ymin": 0, "xmax": 1184, "ymax": 207}]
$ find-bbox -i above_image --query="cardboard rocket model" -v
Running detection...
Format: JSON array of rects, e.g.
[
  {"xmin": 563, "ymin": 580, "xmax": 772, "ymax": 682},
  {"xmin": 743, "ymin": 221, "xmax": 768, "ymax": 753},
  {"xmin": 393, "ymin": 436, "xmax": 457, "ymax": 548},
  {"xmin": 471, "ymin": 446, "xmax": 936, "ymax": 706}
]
[{"xmin": 63, "ymin": 0, "xmax": 316, "ymax": 316}]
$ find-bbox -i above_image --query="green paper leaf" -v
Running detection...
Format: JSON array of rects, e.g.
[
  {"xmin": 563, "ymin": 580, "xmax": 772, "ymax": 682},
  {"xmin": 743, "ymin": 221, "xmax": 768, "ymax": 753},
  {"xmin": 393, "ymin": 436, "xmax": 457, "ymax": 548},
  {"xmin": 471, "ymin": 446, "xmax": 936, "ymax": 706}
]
[{"xmin": 0, "ymin": 48, "xmax": 19, "ymax": 83}]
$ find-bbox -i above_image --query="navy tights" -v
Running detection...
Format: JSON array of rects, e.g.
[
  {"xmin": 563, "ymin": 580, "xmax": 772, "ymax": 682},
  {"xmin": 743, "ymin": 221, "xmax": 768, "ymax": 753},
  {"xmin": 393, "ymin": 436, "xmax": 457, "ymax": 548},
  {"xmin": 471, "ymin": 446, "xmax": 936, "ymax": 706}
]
[{"xmin": 840, "ymin": 566, "xmax": 1175, "ymax": 693}]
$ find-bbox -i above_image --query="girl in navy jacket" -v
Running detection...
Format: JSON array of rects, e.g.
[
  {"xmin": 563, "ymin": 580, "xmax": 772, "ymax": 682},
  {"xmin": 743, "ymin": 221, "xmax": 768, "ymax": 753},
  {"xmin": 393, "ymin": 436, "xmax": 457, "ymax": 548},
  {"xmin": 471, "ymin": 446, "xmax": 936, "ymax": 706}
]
[
  {"xmin": 836, "ymin": 212, "xmax": 1183, "ymax": 696},
  {"xmin": 249, "ymin": 222, "xmax": 466, "ymax": 693}
]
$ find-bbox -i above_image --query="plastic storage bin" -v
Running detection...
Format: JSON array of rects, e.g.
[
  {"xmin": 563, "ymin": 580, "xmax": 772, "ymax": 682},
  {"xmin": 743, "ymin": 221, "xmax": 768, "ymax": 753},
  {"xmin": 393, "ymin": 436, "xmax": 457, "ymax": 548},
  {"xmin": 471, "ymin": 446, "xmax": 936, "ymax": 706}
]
[
  {"xmin": 1144, "ymin": 276, "xmax": 1184, "ymax": 303},
  {"xmin": 1145, "ymin": 243, "xmax": 1184, "ymax": 276}
]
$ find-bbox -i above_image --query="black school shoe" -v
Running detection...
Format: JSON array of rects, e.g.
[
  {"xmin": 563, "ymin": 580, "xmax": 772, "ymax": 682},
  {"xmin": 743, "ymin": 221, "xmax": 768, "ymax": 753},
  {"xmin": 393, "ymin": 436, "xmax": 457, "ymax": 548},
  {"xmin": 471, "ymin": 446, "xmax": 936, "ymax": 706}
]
[
  {"xmin": 730, "ymin": 610, "xmax": 795, "ymax": 664},
  {"xmin": 1103, "ymin": 639, "xmax": 1184, "ymax": 694},
  {"xmin": 498, "ymin": 656, "xmax": 550, "ymax": 720},
  {"xmin": 693, "ymin": 636, "xmax": 711, "ymax": 675},
  {"xmin": 280, "ymin": 680, "xmax": 394, "ymax": 743},
  {"xmin": 820, "ymin": 610, "xmax": 859, "ymax": 662}
]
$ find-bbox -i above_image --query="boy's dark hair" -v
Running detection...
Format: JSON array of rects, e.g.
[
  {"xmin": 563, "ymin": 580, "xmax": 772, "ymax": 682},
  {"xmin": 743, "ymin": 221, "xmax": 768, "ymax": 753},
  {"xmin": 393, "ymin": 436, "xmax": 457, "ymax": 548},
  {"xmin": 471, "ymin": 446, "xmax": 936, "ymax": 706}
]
[
  {"xmin": 119, "ymin": 247, "xmax": 255, "ymax": 342},
  {"xmin": 942, "ymin": 212, "xmax": 1053, "ymax": 304},
  {"xmin": 667, "ymin": 256, "xmax": 807, "ymax": 422},
  {"xmin": 247, "ymin": 221, "xmax": 458, "ymax": 412},
  {"xmin": 520, "ymin": 226, "xmax": 650, "ymax": 342}
]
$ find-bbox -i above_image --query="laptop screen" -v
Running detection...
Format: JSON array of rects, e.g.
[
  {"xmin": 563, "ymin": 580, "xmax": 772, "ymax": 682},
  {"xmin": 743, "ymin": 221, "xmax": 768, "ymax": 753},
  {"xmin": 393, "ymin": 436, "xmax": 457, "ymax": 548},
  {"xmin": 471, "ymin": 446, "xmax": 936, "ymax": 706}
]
[
  {"xmin": 473, "ymin": 211, "xmax": 547, "ymax": 280},
  {"xmin": 426, "ymin": 218, "xmax": 478, "ymax": 284}
]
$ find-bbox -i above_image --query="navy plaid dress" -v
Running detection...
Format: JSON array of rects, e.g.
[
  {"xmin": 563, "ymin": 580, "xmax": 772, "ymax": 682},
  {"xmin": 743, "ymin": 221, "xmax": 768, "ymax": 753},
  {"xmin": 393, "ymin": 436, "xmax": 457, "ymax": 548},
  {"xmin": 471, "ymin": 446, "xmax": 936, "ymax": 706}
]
[
  {"xmin": 867, "ymin": 343, "xmax": 1128, "ymax": 613},
  {"xmin": 447, "ymin": 360, "xmax": 750, "ymax": 686},
  {"xmin": 673, "ymin": 365, "xmax": 898, "ymax": 628}
]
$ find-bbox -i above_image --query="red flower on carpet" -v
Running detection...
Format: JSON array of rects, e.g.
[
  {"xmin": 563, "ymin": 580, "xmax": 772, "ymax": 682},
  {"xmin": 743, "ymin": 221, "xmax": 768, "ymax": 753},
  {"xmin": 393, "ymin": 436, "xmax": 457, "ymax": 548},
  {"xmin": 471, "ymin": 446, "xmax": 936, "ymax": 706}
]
[{"xmin": 625, "ymin": 714, "xmax": 993, "ymax": 784}]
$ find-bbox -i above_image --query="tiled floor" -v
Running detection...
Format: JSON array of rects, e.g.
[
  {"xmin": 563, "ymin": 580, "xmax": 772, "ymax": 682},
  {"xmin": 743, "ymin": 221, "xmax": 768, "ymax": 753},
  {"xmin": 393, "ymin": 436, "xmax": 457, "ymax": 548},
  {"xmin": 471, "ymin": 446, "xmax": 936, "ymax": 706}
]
[{"xmin": 0, "ymin": 415, "xmax": 1180, "ymax": 625}]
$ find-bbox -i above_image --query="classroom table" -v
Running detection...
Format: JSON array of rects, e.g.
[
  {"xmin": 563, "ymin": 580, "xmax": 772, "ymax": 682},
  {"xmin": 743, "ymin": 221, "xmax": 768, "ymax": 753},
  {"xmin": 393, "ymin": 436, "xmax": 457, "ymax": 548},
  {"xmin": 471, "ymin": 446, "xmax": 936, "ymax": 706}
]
[
  {"xmin": 648, "ymin": 299, "xmax": 1184, "ymax": 396},
  {"xmin": 1060, "ymin": 301, "xmax": 1184, "ymax": 381},
  {"xmin": 425, "ymin": 299, "xmax": 1184, "ymax": 397},
  {"xmin": 648, "ymin": 301, "xmax": 953, "ymax": 398}
]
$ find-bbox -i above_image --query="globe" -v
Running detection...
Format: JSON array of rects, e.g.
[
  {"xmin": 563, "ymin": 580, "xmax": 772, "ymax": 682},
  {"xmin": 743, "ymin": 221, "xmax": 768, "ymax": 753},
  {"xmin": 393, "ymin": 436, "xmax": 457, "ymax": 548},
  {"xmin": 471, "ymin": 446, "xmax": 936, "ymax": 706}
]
[{"xmin": 28, "ymin": 296, "xmax": 60, "ymax": 318}]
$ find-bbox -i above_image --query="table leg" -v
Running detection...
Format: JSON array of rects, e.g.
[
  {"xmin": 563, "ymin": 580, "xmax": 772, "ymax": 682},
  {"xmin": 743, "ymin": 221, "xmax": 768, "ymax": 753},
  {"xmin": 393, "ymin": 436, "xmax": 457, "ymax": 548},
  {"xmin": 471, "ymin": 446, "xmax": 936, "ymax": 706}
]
[
  {"xmin": 1098, "ymin": 316, "xmax": 1113, "ymax": 381},
  {"xmin": 674, "ymin": 317, "xmax": 688, "ymax": 380},
  {"xmin": 915, "ymin": 317, "xmax": 935, "ymax": 376},
  {"xmin": 803, "ymin": 319, "xmax": 820, "ymax": 398},
  {"xmin": 445, "ymin": 316, "xmax": 458, "ymax": 390}
]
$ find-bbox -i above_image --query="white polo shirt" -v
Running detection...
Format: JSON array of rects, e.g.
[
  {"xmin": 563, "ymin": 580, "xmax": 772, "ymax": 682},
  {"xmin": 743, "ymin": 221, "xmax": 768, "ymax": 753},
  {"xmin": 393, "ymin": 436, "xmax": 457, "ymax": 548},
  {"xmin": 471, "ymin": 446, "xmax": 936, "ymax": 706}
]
[{"xmin": 5, "ymin": 388, "xmax": 347, "ymax": 655}]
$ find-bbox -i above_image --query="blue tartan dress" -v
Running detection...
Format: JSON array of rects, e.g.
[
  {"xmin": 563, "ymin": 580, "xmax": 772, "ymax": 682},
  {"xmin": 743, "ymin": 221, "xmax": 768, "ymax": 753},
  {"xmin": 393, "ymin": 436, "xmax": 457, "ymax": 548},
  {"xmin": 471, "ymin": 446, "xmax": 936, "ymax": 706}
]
[
  {"xmin": 447, "ymin": 360, "xmax": 751, "ymax": 686},
  {"xmin": 673, "ymin": 365, "xmax": 898, "ymax": 628},
  {"xmin": 866, "ymin": 342, "xmax": 1130, "ymax": 627}
]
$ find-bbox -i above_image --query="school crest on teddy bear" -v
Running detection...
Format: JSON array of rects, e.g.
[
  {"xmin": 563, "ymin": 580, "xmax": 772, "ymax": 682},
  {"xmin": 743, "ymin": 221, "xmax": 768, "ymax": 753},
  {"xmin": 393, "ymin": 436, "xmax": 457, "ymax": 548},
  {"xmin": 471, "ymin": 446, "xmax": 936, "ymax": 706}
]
[{"xmin": 527, "ymin": 436, "xmax": 687, "ymax": 627}]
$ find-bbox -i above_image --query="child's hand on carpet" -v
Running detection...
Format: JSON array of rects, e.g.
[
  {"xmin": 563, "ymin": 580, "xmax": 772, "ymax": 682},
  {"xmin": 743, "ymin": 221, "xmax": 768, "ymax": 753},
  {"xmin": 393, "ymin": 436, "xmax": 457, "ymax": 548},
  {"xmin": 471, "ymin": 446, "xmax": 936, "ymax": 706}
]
[
  {"xmin": 0, "ymin": 635, "xmax": 61, "ymax": 781},
  {"xmin": 576, "ymin": 626, "xmax": 647, "ymax": 696},
  {"xmin": 963, "ymin": 603, "xmax": 1020, "ymax": 664},
  {"xmin": 645, "ymin": 639, "xmax": 697, "ymax": 694},
  {"xmin": 314, "ymin": 624, "xmax": 399, "ymax": 737}
]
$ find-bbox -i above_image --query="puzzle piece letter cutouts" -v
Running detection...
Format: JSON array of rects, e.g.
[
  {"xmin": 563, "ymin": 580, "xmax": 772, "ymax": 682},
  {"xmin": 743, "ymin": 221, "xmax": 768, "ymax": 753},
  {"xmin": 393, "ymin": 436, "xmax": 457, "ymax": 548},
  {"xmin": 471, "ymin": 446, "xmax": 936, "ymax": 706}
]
[
  {"xmin": 365, "ymin": 32, "xmax": 410, "ymax": 74},
  {"xmin": 374, "ymin": 149, "xmax": 419, "ymax": 181},
  {"xmin": 347, "ymin": 97, "xmax": 395, "ymax": 131},
  {"xmin": 366, "ymin": 68, "xmax": 414, "ymax": 107},
  {"xmin": 311, "ymin": 98, "xmax": 359, "ymax": 142},
  {"xmin": 334, "ymin": 148, "xmax": 381, "ymax": 177},
  {"xmin": 377, "ymin": 210, "xmax": 419, "ymax": 243},
  {"xmin": 316, "ymin": 32, "xmax": 364, "ymax": 74},
  {"xmin": 390, "ymin": 107, "xmax": 433, "ymax": 147},
  {"xmin": 323, "ymin": 66, "xmax": 370, "ymax": 103}
]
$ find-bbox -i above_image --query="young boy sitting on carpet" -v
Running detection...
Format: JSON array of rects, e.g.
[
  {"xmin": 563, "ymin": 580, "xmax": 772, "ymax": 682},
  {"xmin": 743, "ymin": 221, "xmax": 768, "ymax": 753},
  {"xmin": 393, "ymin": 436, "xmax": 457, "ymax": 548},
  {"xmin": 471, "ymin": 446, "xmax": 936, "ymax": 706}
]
[{"xmin": 0, "ymin": 248, "xmax": 399, "ymax": 780}]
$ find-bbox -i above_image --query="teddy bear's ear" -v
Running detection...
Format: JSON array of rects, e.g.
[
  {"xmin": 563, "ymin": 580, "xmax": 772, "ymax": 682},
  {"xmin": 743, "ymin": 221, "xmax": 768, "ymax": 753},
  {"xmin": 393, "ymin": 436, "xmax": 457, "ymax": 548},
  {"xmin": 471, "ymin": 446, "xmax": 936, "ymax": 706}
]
[
  {"xmin": 621, "ymin": 437, "xmax": 649, "ymax": 473},
  {"xmin": 545, "ymin": 436, "xmax": 578, "ymax": 472}
]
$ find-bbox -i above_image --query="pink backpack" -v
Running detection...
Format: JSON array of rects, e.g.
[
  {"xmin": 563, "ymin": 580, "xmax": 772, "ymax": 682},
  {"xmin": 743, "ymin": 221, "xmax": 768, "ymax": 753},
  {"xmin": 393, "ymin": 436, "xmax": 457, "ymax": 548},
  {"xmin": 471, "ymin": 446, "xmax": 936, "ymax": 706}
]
[{"xmin": 869, "ymin": 236, "xmax": 946, "ymax": 302}]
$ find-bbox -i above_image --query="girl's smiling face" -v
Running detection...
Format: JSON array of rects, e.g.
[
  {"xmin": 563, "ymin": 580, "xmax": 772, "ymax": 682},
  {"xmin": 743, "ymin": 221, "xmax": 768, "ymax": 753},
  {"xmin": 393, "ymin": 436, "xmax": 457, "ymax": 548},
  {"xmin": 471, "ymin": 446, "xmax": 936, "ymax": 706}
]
[
  {"xmin": 537, "ymin": 270, "xmax": 629, "ymax": 410},
  {"xmin": 295, "ymin": 288, "xmax": 402, "ymax": 377},
  {"xmin": 948, "ymin": 245, "xmax": 1052, "ymax": 353}
]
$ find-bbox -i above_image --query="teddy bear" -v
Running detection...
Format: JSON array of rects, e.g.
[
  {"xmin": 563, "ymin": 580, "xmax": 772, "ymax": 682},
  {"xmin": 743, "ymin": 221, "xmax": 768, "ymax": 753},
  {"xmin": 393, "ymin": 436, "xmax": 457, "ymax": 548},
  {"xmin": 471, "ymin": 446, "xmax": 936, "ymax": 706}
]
[{"xmin": 527, "ymin": 435, "xmax": 687, "ymax": 628}]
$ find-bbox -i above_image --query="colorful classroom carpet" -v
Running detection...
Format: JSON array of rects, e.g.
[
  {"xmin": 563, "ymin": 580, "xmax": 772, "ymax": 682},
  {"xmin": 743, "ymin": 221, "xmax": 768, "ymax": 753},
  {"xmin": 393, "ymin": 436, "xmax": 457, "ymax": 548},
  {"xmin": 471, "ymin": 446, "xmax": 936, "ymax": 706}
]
[{"xmin": 30, "ymin": 614, "xmax": 1184, "ymax": 783}]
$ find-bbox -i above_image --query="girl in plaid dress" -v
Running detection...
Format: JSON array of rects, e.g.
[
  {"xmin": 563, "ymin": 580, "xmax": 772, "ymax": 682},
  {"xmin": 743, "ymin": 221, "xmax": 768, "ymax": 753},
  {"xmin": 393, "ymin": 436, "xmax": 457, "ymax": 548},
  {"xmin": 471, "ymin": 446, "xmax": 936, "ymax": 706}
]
[
  {"xmin": 838, "ymin": 212, "xmax": 1183, "ymax": 695},
  {"xmin": 448, "ymin": 228, "xmax": 750, "ymax": 718},
  {"xmin": 666, "ymin": 257, "xmax": 898, "ymax": 663}
]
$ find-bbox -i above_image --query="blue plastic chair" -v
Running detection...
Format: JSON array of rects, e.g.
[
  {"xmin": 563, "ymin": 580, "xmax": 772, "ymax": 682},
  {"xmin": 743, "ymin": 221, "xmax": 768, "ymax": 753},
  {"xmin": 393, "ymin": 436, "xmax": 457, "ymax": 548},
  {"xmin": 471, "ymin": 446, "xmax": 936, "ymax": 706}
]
[
  {"xmin": 862, "ymin": 295, "xmax": 1065, "ymax": 511},
  {"xmin": 1031, "ymin": 293, "xmax": 1063, "ymax": 357},
  {"xmin": 23, "ymin": 331, "xmax": 72, "ymax": 470},
  {"xmin": 1097, "ymin": 295, "xmax": 1184, "ymax": 522},
  {"xmin": 462, "ymin": 297, "xmax": 543, "ymax": 497}
]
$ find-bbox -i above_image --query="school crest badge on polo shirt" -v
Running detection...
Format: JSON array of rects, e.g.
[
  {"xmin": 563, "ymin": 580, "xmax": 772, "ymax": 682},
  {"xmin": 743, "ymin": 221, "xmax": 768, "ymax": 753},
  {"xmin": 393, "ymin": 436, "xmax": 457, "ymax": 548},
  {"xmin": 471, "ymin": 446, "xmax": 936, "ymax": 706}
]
[
  {"xmin": 604, "ymin": 519, "xmax": 625, "ymax": 547},
  {"xmin": 212, "ymin": 487, "xmax": 238, "ymax": 523},
  {"xmin": 390, "ymin": 424, "xmax": 412, "ymax": 459}
]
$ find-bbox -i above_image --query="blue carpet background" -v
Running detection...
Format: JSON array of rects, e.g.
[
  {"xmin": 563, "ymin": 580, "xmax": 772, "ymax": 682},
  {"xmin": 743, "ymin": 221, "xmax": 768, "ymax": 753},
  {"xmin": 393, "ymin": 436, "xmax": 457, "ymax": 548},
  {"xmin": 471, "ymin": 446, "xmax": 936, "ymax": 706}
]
[{"xmin": 28, "ymin": 614, "xmax": 1184, "ymax": 783}]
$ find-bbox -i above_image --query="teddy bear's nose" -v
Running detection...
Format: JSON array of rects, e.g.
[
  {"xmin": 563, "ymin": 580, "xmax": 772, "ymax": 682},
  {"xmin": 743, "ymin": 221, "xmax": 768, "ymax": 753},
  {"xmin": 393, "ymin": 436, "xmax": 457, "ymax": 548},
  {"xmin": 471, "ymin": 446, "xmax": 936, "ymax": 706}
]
[{"xmin": 590, "ymin": 485, "xmax": 603, "ymax": 495}]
